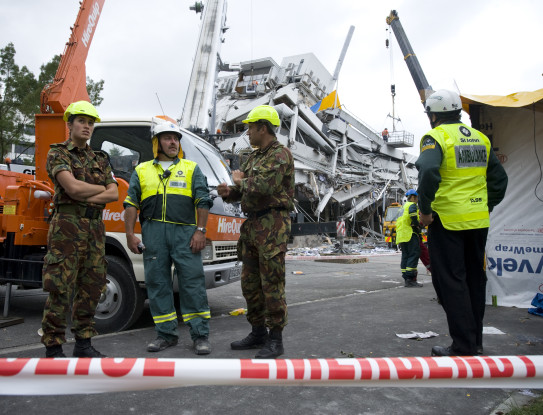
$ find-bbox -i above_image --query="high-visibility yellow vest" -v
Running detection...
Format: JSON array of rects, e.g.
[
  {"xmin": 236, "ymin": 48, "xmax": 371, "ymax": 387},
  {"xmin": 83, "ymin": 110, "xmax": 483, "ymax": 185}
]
[
  {"xmin": 423, "ymin": 123, "xmax": 491, "ymax": 230},
  {"xmin": 396, "ymin": 201, "xmax": 418, "ymax": 243},
  {"xmin": 135, "ymin": 159, "xmax": 197, "ymax": 225}
]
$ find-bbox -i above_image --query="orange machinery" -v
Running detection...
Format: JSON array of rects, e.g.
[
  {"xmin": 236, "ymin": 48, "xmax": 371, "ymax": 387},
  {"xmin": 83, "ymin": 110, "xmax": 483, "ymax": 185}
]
[{"xmin": 1, "ymin": 1, "xmax": 105, "ymax": 287}]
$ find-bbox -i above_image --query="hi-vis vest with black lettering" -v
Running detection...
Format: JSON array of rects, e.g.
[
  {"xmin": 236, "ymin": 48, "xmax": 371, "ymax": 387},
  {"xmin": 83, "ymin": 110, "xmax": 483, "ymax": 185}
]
[
  {"xmin": 135, "ymin": 159, "xmax": 198, "ymax": 225},
  {"xmin": 424, "ymin": 123, "xmax": 491, "ymax": 231}
]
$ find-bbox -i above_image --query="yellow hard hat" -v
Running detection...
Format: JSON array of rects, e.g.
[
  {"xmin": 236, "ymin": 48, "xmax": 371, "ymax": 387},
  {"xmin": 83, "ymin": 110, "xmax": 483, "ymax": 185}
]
[
  {"xmin": 242, "ymin": 105, "xmax": 280, "ymax": 126},
  {"xmin": 63, "ymin": 101, "xmax": 101, "ymax": 122}
]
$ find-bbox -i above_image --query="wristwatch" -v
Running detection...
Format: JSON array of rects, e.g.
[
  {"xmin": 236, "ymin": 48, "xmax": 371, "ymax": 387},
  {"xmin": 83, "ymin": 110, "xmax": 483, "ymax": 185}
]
[{"xmin": 196, "ymin": 227, "xmax": 207, "ymax": 234}]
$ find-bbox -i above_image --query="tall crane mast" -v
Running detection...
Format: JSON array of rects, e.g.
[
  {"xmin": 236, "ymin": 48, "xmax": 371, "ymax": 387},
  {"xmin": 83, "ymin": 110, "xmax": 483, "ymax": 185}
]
[
  {"xmin": 180, "ymin": 0, "xmax": 228, "ymax": 135},
  {"xmin": 331, "ymin": 26, "xmax": 355, "ymax": 166},
  {"xmin": 386, "ymin": 10, "xmax": 434, "ymax": 105},
  {"xmin": 331, "ymin": 26, "xmax": 355, "ymax": 86}
]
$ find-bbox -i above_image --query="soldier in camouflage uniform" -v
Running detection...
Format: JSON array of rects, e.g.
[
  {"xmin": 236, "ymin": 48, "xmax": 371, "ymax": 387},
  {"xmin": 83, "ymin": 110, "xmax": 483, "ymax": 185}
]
[
  {"xmin": 41, "ymin": 101, "xmax": 118, "ymax": 358},
  {"xmin": 218, "ymin": 105, "xmax": 294, "ymax": 359}
]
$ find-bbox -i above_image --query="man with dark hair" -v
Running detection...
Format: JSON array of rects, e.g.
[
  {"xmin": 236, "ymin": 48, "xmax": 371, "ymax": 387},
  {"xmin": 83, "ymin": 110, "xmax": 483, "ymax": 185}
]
[
  {"xmin": 416, "ymin": 89, "xmax": 508, "ymax": 356},
  {"xmin": 217, "ymin": 105, "xmax": 294, "ymax": 359},
  {"xmin": 124, "ymin": 122, "xmax": 213, "ymax": 355}
]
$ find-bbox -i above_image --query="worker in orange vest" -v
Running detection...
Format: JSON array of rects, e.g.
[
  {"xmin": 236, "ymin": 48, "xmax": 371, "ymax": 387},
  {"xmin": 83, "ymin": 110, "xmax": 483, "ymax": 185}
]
[{"xmin": 382, "ymin": 128, "xmax": 389, "ymax": 142}]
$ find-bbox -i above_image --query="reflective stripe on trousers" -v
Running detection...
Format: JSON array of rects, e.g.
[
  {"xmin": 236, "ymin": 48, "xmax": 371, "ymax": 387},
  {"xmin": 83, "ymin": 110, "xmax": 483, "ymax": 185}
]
[{"xmin": 142, "ymin": 220, "xmax": 210, "ymax": 341}]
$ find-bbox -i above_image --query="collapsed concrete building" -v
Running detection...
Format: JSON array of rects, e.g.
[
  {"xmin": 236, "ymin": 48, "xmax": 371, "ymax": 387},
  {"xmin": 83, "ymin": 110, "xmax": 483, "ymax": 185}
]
[{"xmin": 181, "ymin": 1, "xmax": 418, "ymax": 240}]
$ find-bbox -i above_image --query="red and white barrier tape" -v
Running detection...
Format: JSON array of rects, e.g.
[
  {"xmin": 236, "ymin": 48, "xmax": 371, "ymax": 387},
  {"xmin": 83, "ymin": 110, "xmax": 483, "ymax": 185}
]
[{"xmin": 1, "ymin": 356, "xmax": 542, "ymax": 395}]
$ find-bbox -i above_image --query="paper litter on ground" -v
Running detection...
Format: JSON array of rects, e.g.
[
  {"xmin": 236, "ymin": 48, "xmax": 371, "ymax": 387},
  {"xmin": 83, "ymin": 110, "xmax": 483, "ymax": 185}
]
[
  {"xmin": 395, "ymin": 331, "xmax": 439, "ymax": 339},
  {"xmin": 482, "ymin": 326, "xmax": 506, "ymax": 335}
]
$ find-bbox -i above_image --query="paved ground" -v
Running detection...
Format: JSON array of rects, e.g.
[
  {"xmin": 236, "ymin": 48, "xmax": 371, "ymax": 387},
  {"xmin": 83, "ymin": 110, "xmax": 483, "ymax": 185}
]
[{"xmin": 1, "ymin": 253, "xmax": 542, "ymax": 414}]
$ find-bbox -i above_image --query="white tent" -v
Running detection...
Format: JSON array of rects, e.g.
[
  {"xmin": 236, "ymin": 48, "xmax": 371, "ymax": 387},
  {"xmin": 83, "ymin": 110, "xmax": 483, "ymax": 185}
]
[{"xmin": 461, "ymin": 89, "xmax": 543, "ymax": 307}]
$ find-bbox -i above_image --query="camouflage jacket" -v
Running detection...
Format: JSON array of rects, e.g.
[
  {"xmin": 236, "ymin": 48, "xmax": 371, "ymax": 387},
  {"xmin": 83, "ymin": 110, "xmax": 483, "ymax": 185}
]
[
  {"xmin": 225, "ymin": 139, "xmax": 294, "ymax": 213},
  {"xmin": 47, "ymin": 139, "xmax": 116, "ymax": 209}
]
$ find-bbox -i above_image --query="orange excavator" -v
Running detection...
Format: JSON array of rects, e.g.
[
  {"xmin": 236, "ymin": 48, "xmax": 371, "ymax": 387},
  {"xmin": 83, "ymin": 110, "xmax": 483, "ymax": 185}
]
[{"xmin": 0, "ymin": 0, "xmax": 242, "ymax": 332}]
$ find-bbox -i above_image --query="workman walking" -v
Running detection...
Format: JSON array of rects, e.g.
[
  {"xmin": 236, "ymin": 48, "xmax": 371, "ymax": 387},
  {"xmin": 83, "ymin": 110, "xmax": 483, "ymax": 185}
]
[
  {"xmin": 416, "ymin": 89, "xmax": 508, "ymax": 356},
  {"xmin": 217, "ymin": 105, "xmax": 294, "ymax": 359},
  {"xmin": 124, "ymin": 122, "xmax": 213, "ymax": 355},
  {"xmin": 41, "ymin": 101, "xmax": 119, "ymax": 358},
  {"xmin": 396, "ymin": 189, "xmax": 422, "ymax": 287}
]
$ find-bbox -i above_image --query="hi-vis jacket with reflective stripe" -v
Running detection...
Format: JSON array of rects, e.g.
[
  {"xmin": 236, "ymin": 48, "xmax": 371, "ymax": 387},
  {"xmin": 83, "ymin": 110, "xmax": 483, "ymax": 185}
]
[
  {"xmin": 396, "ymin": 201, "xmax": 419, "ymax": 244},
  {"xmin": 124, "ymin": 158, "xmax": 212, "ymax": 225},
  {"xmin": 425, "ymin": 123, "xmax": 491, "ymax": 231}
]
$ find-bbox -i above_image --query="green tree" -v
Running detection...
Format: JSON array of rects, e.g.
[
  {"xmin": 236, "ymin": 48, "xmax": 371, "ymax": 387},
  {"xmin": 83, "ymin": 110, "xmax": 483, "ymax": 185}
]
[
  {"xmin": 108, "ymin": 145, "xmax": 124, "ymax": 157},
  {"xmin": 34, "ymin": 55, "xmax": 104, "ymax": 114},
  {"xmin": 87, "ymin": 77, "xmax": 104, "ymax": 107},
  {"xmin": 0, "ymin": 42, "xmax": 37, "ymax": 160},
  {"xmin": 0, "ymin": 44, "xmax": 104, "ymax": 161}
]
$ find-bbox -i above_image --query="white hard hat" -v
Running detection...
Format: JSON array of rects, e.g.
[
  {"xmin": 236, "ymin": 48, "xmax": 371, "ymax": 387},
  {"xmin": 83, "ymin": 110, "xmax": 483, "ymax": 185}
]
[
  {"xmin": 151, "ymin": 122, "xmax": 183, "ymax": 159},
  {"xmin": 425, "ymin": 89, "xmax": 462, "ymax": 113},
  {"xmin": 152, "ymin": 122, "xmax": 182, "ymax": 140}
]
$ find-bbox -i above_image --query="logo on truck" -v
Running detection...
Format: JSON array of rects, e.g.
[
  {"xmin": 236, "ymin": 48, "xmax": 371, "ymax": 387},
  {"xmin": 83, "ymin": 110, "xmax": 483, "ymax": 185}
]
[
  {"xmin": 103, "ymin": 209, "xmax": 127, "ymax": 222},
  {"xmin": 217, "ymin": 217, "xmax": 242, "ymax": 235},
  {"xmin": 82, "ymin": 2, "xmax": 101, "ymax": 47}
]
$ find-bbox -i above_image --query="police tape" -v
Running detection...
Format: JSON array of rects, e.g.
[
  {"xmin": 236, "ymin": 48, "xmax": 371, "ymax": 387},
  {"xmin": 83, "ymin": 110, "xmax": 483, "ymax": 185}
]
[{"xmin": 1, "ymin": 355, "xmax": 542, "ymax": 395}]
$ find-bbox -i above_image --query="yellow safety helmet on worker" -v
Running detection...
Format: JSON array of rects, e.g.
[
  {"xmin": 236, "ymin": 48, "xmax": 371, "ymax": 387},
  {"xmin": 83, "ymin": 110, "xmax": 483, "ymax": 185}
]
[
  {"xmin": 242, "ymin": 105, "xmax": 281, "ymax": 126},
  {"xmin": 151, "ymin": 122, "xmax": 184, "ymax": 159},
  {"xmin": 63, "ymin": 100, "xmax": 101, "ymax": 122}
]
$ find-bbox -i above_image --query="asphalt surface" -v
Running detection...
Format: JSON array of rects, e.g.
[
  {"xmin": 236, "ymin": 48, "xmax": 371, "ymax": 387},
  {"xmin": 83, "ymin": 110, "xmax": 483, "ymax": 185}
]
[{"xmin": 1, "ymin": 253, "xmax": 542, "ymax": 415}]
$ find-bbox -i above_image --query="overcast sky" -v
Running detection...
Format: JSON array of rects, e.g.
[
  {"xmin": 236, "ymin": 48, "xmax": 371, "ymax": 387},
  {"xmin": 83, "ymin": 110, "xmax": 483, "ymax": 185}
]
[{"xmin": 2, "ymin": 0, "xmax": 542, "ymax": 155}]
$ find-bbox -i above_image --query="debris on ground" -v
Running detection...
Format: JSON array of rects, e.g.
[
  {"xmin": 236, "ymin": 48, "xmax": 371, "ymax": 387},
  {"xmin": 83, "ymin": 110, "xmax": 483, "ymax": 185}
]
[
  {"xmin": 395, "ymin": 331, "xmax": 439, "ymax": 339},
  {"xmin": 287, "ymin": 241, "xmax": 398, "ymax": 258},
  {"xmin": 315, "ymin": 257, "xmax": 369, "ymax": 264},
  {"xmin": 228, "ymin": 308, "xmax": 247, "ymax": 316}
]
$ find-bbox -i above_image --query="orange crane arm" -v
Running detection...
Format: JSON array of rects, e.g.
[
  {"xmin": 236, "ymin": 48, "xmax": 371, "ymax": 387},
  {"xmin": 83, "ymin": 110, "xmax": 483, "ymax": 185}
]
[
  {"xmin": 40, "ymin": 0, "xmax": 105, "ymax": 114},
  {"xmin": 35, "ymin": 0, "xmax": 105, "ymax": 183}
]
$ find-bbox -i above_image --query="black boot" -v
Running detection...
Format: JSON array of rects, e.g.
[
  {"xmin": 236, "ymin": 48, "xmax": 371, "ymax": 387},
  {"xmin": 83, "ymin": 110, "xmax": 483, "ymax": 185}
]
[
  {"xmin": 45, "ymin": 344, "xmax": 66, "ymax": 358},
  {"xmin": 405, "ymin": 278, "xmax": 423, "ymax": 287},
  {"xmin": 73, "ymin": 338, "xmax": 106, "ymax": 358},
  {"xmin": 255, "ymin": 329, "xmax": 284, "ymax": 359},
  {"xmin": 431, "ymin": 345, "xmax": 454, "ymax": 356},
  {"xmin": 231, "ymin": 326, "xmax": 268, "ymax": 350}
]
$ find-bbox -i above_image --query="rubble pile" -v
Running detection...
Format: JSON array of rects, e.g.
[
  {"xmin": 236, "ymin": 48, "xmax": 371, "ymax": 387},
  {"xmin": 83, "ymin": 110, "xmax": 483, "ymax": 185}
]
[{"xmin": 287, "ymin": 242, "xmax": 397, "ymax": 258}]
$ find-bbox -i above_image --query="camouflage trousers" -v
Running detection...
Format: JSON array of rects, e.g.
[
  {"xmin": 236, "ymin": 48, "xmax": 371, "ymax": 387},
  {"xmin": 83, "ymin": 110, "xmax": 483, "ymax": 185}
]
[
  {"xmin": 238, "ymin": 211, "xmax": 290, "ymax": 330},
  {"xmin": 41, "ymin": 213, "xmax": 107, "ymax": 347}
]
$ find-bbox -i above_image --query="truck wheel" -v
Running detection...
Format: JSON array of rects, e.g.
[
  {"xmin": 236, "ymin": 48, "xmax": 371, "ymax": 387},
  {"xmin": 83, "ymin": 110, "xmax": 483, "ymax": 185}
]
[{"xmin": 94, "ymin": 255, "xmax": 145, "ymax": 334}]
